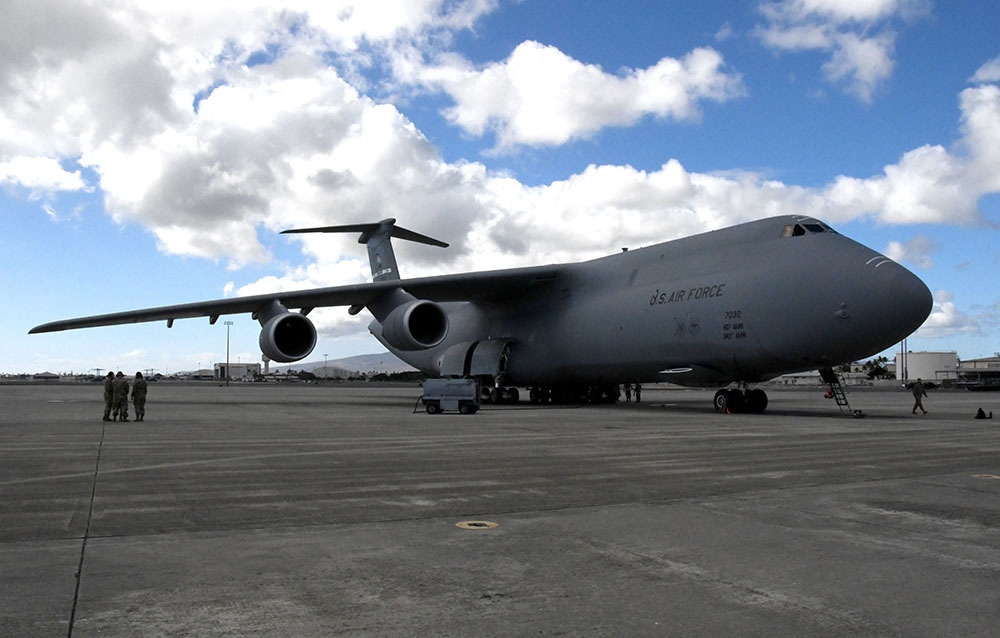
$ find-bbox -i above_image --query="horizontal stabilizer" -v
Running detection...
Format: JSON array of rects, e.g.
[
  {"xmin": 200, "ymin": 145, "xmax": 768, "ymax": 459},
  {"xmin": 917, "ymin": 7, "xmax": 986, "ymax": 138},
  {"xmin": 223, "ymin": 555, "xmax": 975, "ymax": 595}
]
[
  {"xmin": 282, "ymin": 218, "xmax": 448, "ymax": 248},
  {"xmin": 283, "ymin": 217, "xmax": 447, "ymax": 284}
]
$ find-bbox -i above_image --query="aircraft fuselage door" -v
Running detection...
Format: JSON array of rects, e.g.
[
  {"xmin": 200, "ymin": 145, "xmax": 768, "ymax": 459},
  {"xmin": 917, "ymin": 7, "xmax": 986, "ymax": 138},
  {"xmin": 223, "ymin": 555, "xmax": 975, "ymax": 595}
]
[
  {"xmin": 438, "ymin": 341, "xmax": 476, "ymax": 377},
  {"xmin": 470, "ymin": 339, "xmax": 512, "ymax": 378}
]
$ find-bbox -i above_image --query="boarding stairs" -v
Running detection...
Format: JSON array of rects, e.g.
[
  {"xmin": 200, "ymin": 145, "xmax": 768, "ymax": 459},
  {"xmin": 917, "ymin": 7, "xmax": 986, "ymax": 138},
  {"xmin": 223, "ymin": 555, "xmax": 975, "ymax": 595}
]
[{"xmin": 819, "ymin": 367, "xmax": 860, "ymax": 416}]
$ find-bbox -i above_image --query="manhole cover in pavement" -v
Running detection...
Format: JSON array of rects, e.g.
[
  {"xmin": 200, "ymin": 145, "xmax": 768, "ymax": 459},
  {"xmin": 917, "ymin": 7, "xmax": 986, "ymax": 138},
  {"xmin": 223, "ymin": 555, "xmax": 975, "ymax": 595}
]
[{"xmin": 456, "ymin": 520, "xmax": 499, "ymax": 530}]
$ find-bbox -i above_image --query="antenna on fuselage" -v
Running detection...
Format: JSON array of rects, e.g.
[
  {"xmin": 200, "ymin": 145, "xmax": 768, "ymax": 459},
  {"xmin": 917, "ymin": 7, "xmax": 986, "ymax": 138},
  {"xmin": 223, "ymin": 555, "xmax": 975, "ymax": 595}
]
[{"xmin": 281, "ymin": 218, "xmax": 448, "ymax": 282}]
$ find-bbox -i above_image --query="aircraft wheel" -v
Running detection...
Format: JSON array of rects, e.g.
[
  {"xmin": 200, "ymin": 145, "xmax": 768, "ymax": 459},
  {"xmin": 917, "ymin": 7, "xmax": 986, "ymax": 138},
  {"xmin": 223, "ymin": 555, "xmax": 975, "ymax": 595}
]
[
  {"xmin": 551, "ymin": 386, "xmax": 573, "ymax": 404},
  {"xmin": 726, "ymin": 389, "xmax": 746, "ymax": 413},
  {"xmin": 745, "ymin": 389, "xmax": 768, "ymax": 413},
  {"xmin": 713, "ymin": 390, "xmax": 729, "ymax": 413},
  {"xmin": 592, "ymin": 384, "xmax": 618, "ymax": 404},
  {"xmin": 588, "ymin": 387, "xmax": 604, "ymax": 404},
  {"xmin": 489, "ymin": 388, "xmax": 501, "ymax": 404},
  {"xmin": 714, "ymin": 389, "xmax": 747, "ymax": 413},
  {"xmin": 507, "ymin": 387, "xmax": 520, "ymax": 403}
]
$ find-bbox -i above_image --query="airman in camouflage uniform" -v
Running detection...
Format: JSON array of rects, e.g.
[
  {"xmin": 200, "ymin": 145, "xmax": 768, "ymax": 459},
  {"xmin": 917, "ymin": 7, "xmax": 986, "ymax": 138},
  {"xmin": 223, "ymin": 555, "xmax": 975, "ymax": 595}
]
[
  {"xmin": 131, "ymin": 372, "xmax": 148, "ymax": 422},
  {"xmin": 102, "ymin": 371, "xmax": 114, "ymax": 421},
  {"xmin": 112, "ymin": 371, "xmax": 130, "ymax": 421}
]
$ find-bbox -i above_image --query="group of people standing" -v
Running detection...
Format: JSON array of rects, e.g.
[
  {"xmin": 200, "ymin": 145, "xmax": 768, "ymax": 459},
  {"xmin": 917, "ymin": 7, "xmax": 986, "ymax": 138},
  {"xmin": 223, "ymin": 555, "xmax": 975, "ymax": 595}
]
[
  {"xmin": 102, "ymin": 371, "xmax": 148, "ymax": 422},
  {"xmin": 623, "ymin": 383, "xmax": 642, "ymax": 403}
]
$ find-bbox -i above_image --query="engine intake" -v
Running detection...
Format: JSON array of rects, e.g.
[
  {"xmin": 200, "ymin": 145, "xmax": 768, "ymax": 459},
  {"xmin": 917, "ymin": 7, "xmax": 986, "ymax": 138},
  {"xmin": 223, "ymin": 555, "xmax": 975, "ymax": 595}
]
[
  {"xmin": 381, "ymin": 300, "xmax": 448, "ymax": 351},
  {"xmin": 258, "ymin": 311, "xmax": 317, "ymax": 363}
]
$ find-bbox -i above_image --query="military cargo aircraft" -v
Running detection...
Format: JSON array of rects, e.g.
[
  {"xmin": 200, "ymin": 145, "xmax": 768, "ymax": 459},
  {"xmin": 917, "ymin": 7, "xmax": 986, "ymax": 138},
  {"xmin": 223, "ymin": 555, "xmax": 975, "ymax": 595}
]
[{"xmin": 31, "ymin": 216, "xmax": 932, "ymax": 412}]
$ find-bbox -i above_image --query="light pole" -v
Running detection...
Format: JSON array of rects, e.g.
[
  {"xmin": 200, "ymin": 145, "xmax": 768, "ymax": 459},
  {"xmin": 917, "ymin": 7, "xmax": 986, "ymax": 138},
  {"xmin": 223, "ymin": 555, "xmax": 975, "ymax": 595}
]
[
  {"xmin": 224, "ymin": 320, "xmax": 234, "ymax": 387},
  {"xmin": 904, "ymin": 339, "xmax": 909, "ymax": 383},
  {"xmin": 324, "ymin": 353, "xmax": 328, "ymax": 380}
]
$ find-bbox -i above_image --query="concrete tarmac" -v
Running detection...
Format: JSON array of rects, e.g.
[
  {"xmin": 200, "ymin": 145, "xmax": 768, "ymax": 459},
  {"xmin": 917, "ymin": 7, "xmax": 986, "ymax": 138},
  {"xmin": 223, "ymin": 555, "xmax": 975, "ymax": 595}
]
[{"xmin": 2, "ymin": 382, "xmax": 999, "ymax": 637}]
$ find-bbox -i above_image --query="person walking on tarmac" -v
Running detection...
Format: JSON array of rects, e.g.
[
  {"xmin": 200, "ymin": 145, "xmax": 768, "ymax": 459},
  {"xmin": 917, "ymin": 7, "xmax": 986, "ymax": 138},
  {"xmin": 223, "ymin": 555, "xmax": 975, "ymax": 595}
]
[
  {"xmin": 131, "ymin": 372, "xmax": 148, "ymax": 422},
  {"xmin": 911, "ymin": 378, "xmax": 928, "ymax": 415},
  {"xmin": 111, "ymin": 371, "xmax": 130, "ymax": 421},
  {"xmin": 102, "ymin": 371, "xmax": 114, "ymax": 421}
]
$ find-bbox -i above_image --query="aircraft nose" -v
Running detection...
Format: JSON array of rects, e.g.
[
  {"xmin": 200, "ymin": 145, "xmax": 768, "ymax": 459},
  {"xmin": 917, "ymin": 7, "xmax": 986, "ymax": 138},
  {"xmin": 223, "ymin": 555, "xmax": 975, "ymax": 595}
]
[
  {"xmin": 795, "ymin": 256, "xmax": 933, "ymax": 365},
  {"xmin": 817, "ymin": 259, "xmax": 933, "ymax": 363},
  {"xmin": 884, "ymin": 265, "xmax": 933, "ymax": 336}
]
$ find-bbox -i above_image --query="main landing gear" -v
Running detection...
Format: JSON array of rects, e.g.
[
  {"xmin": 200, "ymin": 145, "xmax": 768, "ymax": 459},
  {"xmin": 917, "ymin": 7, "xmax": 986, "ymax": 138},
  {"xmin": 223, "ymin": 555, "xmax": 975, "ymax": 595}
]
[
  {"xmin": 713, "ymin": 388, "xmax": 768, "ymax": 414},
  {"xmin": 481, "ymin": 386, "xmax": 520, "ymax": 404},
  {"xmin": 528, "ymin": 384, "xmax": 620, "ymax": 405},
  {"xmin": 482, "ymin": 384, "xmax": 621, "ymax": 405}
]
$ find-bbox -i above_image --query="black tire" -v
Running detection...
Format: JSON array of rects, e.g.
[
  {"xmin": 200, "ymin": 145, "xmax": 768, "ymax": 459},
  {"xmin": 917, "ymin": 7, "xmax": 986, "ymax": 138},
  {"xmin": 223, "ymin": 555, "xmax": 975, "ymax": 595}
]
[
  {"xmin": 713, "ymin": 389, "xmax": 729, "ymax": 413},
  {"xmin": 726, "ymin": 389, "xmax": 746, "ymax": 413},
  {"xmin": 714, "ymin": 389, "xmax": 747, "ymax": 413},
  {"xmin": 426, "ymin": 403, "xmax": 440, "ymax": 414},
  {"xmin": 745, "ymin": 389, "xmax": 768, "ymax": 413}
]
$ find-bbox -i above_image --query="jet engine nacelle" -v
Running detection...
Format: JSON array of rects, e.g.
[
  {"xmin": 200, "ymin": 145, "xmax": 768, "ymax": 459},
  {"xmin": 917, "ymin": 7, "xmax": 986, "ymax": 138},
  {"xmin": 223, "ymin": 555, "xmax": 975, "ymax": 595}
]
[
  {"xmin": 381, "ymin": 300, "xmax": 448, "ymax": 351},
  {"xmin": 258, "ymin": 311, "xmax": 317, "ymax": 363}
]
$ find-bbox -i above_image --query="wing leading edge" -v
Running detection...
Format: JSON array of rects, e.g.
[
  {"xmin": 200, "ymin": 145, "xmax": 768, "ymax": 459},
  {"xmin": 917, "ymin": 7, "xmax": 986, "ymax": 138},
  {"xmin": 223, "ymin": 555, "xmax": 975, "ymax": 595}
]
[{"xmin": 28, "ymin": 265, "xmax": 562, "ymax": 334}]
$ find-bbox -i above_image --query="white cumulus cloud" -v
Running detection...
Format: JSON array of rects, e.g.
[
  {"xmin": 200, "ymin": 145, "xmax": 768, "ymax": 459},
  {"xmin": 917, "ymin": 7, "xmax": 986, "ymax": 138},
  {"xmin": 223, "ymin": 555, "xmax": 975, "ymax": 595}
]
[
  {"xmin": 2, "ymin": 0, "xmax": 999, "ymax": 346},
  {"xmin": 0, "ymin": 156, "xmax": 87, "ymax": 194},
  {"xmin": 918, "ymin": 290, "xmax": 982, "ymax": 339},
  {"xmin": 756, "ymin": 0, "xmax": 931, "ymax": 102},
  {"xmin": 884, "ymin": 235, "xmax": 937, "ymax": 268},
  {"xmin": 418, "ymin": 42, "xmax": 745, "ymax": 149},
  {"xmin": 971, "ymin": 55, "xmax": 1000, "ymax": 84}
]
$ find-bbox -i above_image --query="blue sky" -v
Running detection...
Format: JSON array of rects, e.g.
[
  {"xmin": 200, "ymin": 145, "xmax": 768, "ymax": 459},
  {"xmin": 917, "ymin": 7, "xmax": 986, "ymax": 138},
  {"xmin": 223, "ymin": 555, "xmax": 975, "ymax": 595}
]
[{"xmin": 2, "ymin": 0, "xmax": 998, "ymax": 375}]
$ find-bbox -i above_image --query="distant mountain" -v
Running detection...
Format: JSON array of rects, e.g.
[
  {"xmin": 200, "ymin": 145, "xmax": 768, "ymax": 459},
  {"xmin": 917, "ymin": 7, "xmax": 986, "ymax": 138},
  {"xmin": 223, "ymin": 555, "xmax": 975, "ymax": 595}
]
[
  {"xmin": 332, "ymin": 352, "xmax": 418, "ymax": 374},
  {"xmin": 290, "ymin": 351, "xmax": 417, "ymax": 375}
]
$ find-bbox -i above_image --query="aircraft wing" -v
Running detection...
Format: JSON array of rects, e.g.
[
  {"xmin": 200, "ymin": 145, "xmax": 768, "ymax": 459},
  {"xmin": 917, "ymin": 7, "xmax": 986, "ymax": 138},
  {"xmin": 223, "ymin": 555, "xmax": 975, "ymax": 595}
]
[
  {"xmin": 29, "ymin": 265, "xmax": 562, "ymax": 334},
  {"xmin": 395, "ymin": 264, "xmax": 560, "ymax": 301}
]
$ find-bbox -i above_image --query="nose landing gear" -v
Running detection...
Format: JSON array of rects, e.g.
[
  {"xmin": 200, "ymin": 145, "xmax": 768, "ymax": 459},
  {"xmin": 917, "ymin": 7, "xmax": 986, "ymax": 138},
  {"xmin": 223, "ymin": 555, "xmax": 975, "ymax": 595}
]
[{"xmin": 713, "ymin": 388, "xmax": 768, "ymax": 413}]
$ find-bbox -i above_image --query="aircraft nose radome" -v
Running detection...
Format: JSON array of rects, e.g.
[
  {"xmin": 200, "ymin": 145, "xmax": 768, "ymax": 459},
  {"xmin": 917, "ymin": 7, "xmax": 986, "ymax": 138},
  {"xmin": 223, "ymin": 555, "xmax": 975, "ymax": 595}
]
[{"xmin": 885, "ymin": 266, "xmax": 933, "ymax": 335}]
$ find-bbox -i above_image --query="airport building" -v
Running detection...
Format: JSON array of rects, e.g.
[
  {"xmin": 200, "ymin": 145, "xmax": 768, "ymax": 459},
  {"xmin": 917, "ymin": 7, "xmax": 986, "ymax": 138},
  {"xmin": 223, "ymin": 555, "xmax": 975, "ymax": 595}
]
[
  {"xmin": 893, "ymin": 351, "xmax": 1000, "ymax": 390},
  {"xmin": 895, "ymin": 351, "xmax": 958, "ymax": 384},
  {"xmin": 955, "ymin": 355, "xmax": 1000, "ymax": 391},
  {"xmin": 214, "ymin": 362, "xmax": 261, "ymax": 381}
]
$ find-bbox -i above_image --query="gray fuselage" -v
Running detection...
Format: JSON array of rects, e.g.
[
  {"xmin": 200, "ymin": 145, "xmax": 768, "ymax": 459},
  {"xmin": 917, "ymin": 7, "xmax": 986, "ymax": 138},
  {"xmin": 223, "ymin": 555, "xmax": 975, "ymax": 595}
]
[{"xmin": 373, "ymin": 216, "xmax": 932, "ymax": 387}]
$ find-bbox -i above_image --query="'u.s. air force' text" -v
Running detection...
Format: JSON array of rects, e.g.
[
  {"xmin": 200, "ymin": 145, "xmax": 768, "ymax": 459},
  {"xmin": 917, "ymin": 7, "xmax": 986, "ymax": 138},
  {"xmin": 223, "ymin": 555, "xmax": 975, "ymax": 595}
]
[{"xmin": 649, "ymin": 284, "xmax": 725, "ymax": 306}]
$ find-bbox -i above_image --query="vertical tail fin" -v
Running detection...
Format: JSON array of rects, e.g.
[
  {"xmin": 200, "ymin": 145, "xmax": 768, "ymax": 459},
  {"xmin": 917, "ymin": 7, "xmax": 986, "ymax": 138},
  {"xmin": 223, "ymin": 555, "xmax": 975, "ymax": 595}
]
[{"xmin": 281, "ymin": 218, "xmax": 448, "ymax": 282}]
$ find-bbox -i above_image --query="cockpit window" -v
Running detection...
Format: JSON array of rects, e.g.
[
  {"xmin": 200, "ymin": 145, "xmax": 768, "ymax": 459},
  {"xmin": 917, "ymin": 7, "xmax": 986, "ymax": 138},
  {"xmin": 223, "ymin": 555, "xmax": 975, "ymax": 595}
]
[{"xmin": 780, "ymin": 221, "xmax": 837, "ymax": 238}]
